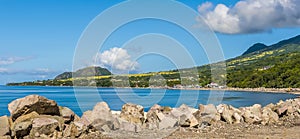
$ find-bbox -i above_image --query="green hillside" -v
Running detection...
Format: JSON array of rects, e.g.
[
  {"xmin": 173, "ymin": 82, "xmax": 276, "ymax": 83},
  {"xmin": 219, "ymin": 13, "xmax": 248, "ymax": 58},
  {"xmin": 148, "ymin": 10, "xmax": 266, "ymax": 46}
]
[
  {"xmin": 55, "ymin": 66, "xmax": 112, "ymax": 80},
  {"xmin": 7, "ymin": 35, "xmax": 300, "ymax": 88}
]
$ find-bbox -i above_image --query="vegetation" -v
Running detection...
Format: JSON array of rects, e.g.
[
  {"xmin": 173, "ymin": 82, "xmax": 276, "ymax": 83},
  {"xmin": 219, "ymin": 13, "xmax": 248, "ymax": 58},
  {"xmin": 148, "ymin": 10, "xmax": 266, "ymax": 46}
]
[{"xmin": 7, "ymin": 35, "xmax": 300, "ymax": 88}]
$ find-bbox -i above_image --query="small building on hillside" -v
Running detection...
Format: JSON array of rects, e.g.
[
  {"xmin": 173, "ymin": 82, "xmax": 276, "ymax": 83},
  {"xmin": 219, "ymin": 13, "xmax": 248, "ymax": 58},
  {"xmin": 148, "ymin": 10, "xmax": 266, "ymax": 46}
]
[{"xmin": 207, "ymin": 82, "xmax": 219, "ymax": 88}]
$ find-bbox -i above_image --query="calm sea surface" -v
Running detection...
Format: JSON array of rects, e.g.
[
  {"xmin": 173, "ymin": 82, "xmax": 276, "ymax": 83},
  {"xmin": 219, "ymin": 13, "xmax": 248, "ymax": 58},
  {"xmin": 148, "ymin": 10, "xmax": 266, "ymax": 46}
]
[{"xmin": 0, "ymin": 85, "xmax": 298, "ymax": 116}]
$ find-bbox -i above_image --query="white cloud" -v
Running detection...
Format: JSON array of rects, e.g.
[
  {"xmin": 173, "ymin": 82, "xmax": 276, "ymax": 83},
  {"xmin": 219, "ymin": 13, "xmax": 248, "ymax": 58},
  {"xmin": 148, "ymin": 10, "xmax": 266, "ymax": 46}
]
[
  {"xmin": 0, "ymin": 56, "xmax": 32, "ymax": 65},
  {"xmin": 198, "ymin": 0, "xmax": 300, "ymax": 34},
  {"xmin": 0, "ymin": 68, "xmax": 9, "ymax": 73},
  {"xmin": 95, "ymin": 47, "xmax": 139, "ymax": 73}
]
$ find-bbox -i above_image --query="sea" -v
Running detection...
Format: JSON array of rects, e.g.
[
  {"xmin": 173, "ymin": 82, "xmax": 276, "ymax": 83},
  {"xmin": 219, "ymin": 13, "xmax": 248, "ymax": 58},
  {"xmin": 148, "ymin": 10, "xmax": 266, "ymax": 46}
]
[{"xmin": 0, "ymin": 85, "xmax": 298, "ymax": 116}]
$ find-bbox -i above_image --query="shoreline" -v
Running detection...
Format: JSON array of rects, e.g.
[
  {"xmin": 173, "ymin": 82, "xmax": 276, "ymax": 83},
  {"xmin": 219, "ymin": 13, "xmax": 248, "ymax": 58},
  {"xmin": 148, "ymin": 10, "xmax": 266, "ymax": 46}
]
[
  {"xmin": 1, "ymin": 95, "xmax": 300, "ymax": 139},
  {"xmin": 4, "ymin": 85, "xmax": 300, "ymax": 95}
]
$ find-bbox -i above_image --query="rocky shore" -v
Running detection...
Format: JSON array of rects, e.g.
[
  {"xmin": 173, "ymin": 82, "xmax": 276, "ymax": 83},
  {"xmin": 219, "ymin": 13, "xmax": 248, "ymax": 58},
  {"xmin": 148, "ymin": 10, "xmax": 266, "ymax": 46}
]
[{"xmin": 1, "ymin": 95, "xmax": 300, "ymax": 139}]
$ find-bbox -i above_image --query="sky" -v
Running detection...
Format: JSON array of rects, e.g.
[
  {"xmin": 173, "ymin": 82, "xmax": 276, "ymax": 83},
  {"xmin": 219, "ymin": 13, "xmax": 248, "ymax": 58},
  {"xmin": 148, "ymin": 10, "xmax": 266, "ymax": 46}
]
[{"xmin": 0, "ymin": 0, "xmax": 299, "ymax": 85}]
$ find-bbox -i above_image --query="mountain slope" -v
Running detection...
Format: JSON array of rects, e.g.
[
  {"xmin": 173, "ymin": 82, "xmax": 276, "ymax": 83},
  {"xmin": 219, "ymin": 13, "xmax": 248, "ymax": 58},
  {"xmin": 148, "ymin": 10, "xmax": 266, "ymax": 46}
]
[
  {"xmin": 54, "ymin": 66, "xmax": 112, "ymax": 80},
  {"xmin": 242, "ymin": 43, "xmax": 268, "ymax": 55},
  {"xmin": 242, "ymin": 35, "xmax": 300, "ymax": 56},
  {"xmin": 7, "ymin": 35, "xmax": 300, "ymax": 88}
]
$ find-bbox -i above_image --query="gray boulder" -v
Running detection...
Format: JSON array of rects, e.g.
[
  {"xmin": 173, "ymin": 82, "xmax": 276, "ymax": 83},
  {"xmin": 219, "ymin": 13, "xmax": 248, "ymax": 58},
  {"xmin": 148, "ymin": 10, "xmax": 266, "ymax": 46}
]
[
  {"xmin": 8, "ymin": 95, "xmax": 60, "ymax": 121},
  {"xmin": 159, "ymin": 116, "xmax": 178, "ymax": 129}
]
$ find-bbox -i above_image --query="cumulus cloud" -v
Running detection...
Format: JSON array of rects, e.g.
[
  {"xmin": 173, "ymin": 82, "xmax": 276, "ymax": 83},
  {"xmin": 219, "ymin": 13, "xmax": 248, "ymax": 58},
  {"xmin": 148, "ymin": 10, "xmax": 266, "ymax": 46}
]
[
  {"xmin": 0, "ymin": 56, "xmax": 32, "ymax": 65},
  {"xmin": 198, "ymin": 0, "xmax": 300, "ymax": 34},
  {"xmin": 95, "ymin": 47, "xmax": 139, "ymax": 73}
]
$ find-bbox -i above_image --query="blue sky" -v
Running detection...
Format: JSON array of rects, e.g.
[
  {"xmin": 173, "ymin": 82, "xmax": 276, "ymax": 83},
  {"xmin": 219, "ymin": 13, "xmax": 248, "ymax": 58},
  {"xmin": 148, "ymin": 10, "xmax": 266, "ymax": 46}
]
[{"xmin": 0, "ymin": 0, "xmax": 299, "ymax": 85}]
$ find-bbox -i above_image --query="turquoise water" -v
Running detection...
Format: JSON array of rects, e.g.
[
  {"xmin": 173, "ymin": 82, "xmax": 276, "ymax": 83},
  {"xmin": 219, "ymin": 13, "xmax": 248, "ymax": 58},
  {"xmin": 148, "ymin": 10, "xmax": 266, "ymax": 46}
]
[{"xmin": 0, "ymin": 85, "xmax": 298, "ymax": 116}]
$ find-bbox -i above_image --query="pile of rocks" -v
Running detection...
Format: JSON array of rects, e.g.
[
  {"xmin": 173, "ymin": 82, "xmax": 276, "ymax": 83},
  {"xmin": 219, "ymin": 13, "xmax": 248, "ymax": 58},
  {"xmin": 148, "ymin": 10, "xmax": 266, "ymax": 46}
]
[
  {"xmin": 1, "ymin": 95, "xmax": 300, "ymax": 139},
  {"xmin": 0, "ymin": 95, "xmax": 106, "ymax": 139}
]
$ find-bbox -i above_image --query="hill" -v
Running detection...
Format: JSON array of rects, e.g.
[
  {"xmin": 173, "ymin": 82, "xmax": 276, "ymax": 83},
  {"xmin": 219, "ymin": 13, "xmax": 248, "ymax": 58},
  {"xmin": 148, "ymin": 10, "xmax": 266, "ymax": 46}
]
[
  {"xmin": 55, "ymin": 66, "xmax": 112, "ymax": 80},
  {"xmin": 7, "ymin": 35, "xmax": 300, "ymax": 88},
  {"xmin": 242, "ymin": 35, "xmax": 300, "ymax": 56}
]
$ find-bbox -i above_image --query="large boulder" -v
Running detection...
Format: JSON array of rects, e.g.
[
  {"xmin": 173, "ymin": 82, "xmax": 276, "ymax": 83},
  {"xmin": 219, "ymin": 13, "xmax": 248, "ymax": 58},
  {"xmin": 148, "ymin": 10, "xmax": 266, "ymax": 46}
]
[
  {"xmin": 144, "ymin": 104, "xmax": 161, "ymax": 129},
  {"xmin": 13, "ymin": 121, "xmax": 32, "ymax": 138},
  {"xmin": 8, "ymin": 95, "xmax": 60, "ymax": 121},
  {"xmin": 170, "ymin": 104, "xmax": 197, "ymax": 127},
  {"xmin": 11, "ymin": 111, "xmax": 39, "ymax": 138},
  {"xmin": 261, "ymin": 107, "xmax": 279, "ymax": 125},
  {"xmin": 117, "ymin": 118, "xmax": 142, "ymax": 133},
  {"xmin": 59, "ymin": 106, "xmax": 79, "ymax": 124},
  {"xmin": 29, "ymin": 117, "xmax": 60, "ymax": 138},
  {"xmin": 0, "ymin": 116, "xmax": 11, "ymax": 136},
  {"xmin": 120, "ymin": 103, "xmax": 145, "ymax": 125},
  {"xmin": 217, "ymin": 104, "xmax": 233, "ymax": 124},
  {"xmin": 194, "ymin": 104, "xmax": 220, "ymax": 126},
  {"xmin": 242, "ymin": 104, "xmax": 262, "ymax": 124},
  {"xmin": 79, "ymin": 102, "xmax": 114, "ymax": 131},
  {"xmin": 158, "ymin": 116, "xmax": 178, "ymax": 130},
  {"xmin": 217, "ymin": 104, "xmax": 242, "ymax": 124}
]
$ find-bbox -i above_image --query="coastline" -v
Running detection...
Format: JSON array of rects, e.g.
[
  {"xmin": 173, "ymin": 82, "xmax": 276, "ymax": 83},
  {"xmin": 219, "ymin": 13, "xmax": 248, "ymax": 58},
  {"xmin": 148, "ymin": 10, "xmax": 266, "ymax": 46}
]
[
  {"xmin": 1, "ymin": 95, "xmax": 300, "ymax": 139},
  {"xmin": 4, "ymin": 84, "xmax": 300, "ymax": 95}
]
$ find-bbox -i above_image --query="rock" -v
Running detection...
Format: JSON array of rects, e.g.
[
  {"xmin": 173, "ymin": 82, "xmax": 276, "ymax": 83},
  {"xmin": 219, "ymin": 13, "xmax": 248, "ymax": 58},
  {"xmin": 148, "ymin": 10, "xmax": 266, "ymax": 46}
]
[
  {"xmin": 216, "ymin": 104, "xmax": 243, "ymax": 124},
  {"xmin": 30, "ymin": 117, "xmax": 60, "ymax": 137},
  {"xmin": 73, "ymin": 121, "xmax": 88, "ymax": 137},
  {"xmin": 80, "ymin": 110, "xmax": 93, "ymax": 126},
  {"xmin": 79, "ymin": 102, "xmax": 114, "ymax": 131},
  {"xmin": 171, "ymin": 104, "xmax": 196, "ymax": 119},
  {"xmin": 159, "ymin": 116, "xmax": 178, "ymax": 129},
  {"xmin": 0, "ymin": 116, "xmax": 10, "ymax": 136},
  {"xmin": 178, "ymin": 114, "xmax": 190, "ymax": 127},
  {"xmin": 170, "ymin": 104, "xmax": 197, "ymax": 127},
  {"xmin": 118, "ymin": 118, "xmax": 141, "ymax": 133},
  {"xmin": 11, "ymin": 112, "xmax": 39, "ymax": 137},
  {"xmin": 189, "ymin": 115, "xmax": 199, "ymax": 127},
  {"xmin": 161, "ymin": 106, "xmax": 172, "ymax": 115},
  {"xmin": 63, "ymin": 123, "xmax": 81, "ymax": 138},
  {"xmin": 145, "ymin": 111, "xmax": 159, "ymax": 129},
  {"xmin": 196, "ymin": 104, "xmax": 220, "ymax": 125},
  {"xmin": 14, "ymin": 121, "xmax": 32, "ymax": 138},
  {"xmin": 242, "ymin": 104, "xmax": 262, "ymax": 124},
  {"xmin": 262, "ymin": 107, "xmax": 279, "ymax": 125},
  {"xmin": 59, "ymin": 106, "xmax": 78, "ymax": 124},
  {"xmin": 120, "ymin": 103, "xmax": 145, "ymax": 124},
  {"xmin": 0, "ymin": 136, "xmax": 11, "ymax": 139},
  {"xmin": 217, "ymin": 104, "xmax": 233, "ymax": 124},
  {"xmin": 276, "ymin": 105, "xmax": 288, "ymax": 116},
  {"xmin": 146, "ymin": 105, "xmax": 161, "ymax": 123},
  {"xmin": 265, "ymin": 103, "xmax": 275, "ymax": 110},
  {"xmin": 8, "ymin": 95, "xmax": 60, "ymax": 121},
  {"xmin": 233, "ymin": 112, "xmax": 242, "ymax": 124}
]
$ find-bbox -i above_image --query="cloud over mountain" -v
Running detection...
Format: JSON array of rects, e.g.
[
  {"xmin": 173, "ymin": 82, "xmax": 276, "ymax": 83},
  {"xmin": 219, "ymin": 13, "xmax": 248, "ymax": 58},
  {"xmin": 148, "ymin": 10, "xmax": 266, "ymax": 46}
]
[
  {"xmin": 198, "ymin": 0, "xmax": 300, "ymax": 34},
  {"xmin": 95, "ymin": 47, "xmax": 139, "ymax": 73}
]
